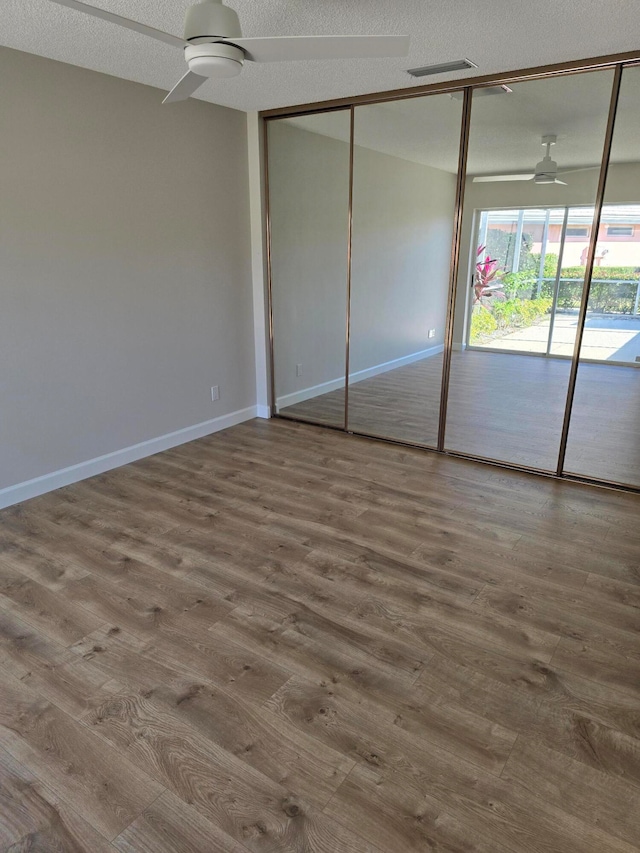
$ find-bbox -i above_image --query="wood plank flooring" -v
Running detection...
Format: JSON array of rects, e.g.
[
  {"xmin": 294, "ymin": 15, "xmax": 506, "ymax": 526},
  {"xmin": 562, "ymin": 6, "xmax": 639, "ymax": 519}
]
[
  {"xmin": 279, "ymin": 350, "xmax": 640, "ymax": 487},
  {"xmin": 1, "ymin": 417, "xmax": 640, "ymax": 851}
]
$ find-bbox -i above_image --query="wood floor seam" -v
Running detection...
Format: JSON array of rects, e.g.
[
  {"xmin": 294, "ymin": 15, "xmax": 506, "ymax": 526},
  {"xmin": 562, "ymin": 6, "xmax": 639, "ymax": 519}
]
[
  {"xmin": 470, "ymin": 580, "xmax": 488, "ymax": 604},
  {"xmin": 498, "ymin": 732, "xmax": 521, "ymax": 779},
  {"xmin": 108, "ymin": 788, "xmax": 168, "ymax": 846}
]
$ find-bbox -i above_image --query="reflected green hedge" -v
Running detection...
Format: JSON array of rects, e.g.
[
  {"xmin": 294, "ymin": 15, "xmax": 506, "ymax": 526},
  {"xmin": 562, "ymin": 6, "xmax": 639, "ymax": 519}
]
[
  {"xmin": 500, "ymin": 265, "xmax": 640, "ymax": 313},
  {"xmin": 556, "ymin": 270, "xmax": 639, "ymax": 313},
  {"xmin": 470, "ymin": 297, "xmax": 553, "ymax": 345},
  {"xmin": 469, "ymin": 307, "xmax": 498, "ymax": 342},
  {"xmin": 491, "ymin": 297, "xmax": 553, "ymax": 329}
]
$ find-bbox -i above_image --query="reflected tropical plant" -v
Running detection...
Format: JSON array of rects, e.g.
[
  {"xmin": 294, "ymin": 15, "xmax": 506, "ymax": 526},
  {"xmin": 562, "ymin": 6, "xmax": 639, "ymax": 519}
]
[{"xmin": 474, "ymin": 245, "xmax": 506, "ymax": 304}]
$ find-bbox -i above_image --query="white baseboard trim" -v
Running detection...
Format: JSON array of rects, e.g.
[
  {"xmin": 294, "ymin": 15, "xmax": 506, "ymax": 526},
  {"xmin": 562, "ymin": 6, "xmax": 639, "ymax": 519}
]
[
  {"xmin": 277, "ymin": 376, "xmax": 346, "ymax": 410},
  {"xmin": 0, "ymin": 405, "xmax": 259, "ymax": 511},
  {"xmin": 452, "ymin": 342, "xmax": 466, "ymax": 352},
  {"xmin": 350, "ymin": 345, "xmax": 444, "ymax": 384},
  {"xmin": 276, "ymin": 345, "xmax": 444, "ymax": 409},
  {"xmin": 256, "ymin": 405, "xmax": 271, "ymax": 419}
]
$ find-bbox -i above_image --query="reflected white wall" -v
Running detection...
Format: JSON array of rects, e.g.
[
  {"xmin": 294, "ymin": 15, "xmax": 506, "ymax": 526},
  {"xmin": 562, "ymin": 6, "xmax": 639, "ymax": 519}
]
[
  {"xmin": 270, "ymin": 121, "xmax": 456, "ymax": 401},
  {"xmin": 350, "ymin": 146, "xmax": 456, "ymax": 373}
]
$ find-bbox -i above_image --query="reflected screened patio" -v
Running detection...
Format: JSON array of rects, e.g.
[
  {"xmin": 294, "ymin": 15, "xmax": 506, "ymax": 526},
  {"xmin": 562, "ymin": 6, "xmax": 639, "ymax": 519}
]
[{"xmin": 474, "ymin": 312, "xmax": 640, "ymax": 361}]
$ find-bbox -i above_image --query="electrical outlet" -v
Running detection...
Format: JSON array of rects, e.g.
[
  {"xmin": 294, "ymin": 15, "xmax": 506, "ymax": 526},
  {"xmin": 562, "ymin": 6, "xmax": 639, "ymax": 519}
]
[
  {"xmin": 296, "ymin": 363, "xmax": 303, "ymax": 377},
  {"xmin": 211, "ymin": 385, "xmax": 220, "ymax": 402},
  {"xmin": 428, "ymin": 329, "xmax": 436, "ymax": 339}
]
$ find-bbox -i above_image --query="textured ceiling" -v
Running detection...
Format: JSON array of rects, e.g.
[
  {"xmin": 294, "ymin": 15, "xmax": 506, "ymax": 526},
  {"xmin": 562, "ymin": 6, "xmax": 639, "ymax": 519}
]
[{"xmin": 2, "ymin": 0, "xmax": 640, "ymax": 112}]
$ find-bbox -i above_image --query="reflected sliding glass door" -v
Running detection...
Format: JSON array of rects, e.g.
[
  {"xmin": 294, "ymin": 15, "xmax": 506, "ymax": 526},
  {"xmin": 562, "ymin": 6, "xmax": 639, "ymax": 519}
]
[
  {"xmin": 467, "ymin": 205, "xmax": 614, "ymax": 359},
  {"xmin": 468, "ymin": 207, "xmax": 564, "ymax": 355},
  {"xmin": 445, "ymin": 68, "xmax": 615, "ymax": 471}
]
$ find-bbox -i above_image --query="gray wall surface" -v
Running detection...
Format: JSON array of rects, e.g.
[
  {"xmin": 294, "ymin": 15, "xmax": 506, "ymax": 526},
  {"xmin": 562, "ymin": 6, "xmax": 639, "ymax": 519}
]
[
  {"xmin": 350, "ymin": 145, "xmax": 456, "ymax": 374},
  {"xmin": 0, "ymin": 46, "xmax": 255, "ymax": 490},
  {"xmin": 269, "ymin": 120, "xmax": 350, "ymax": 403},
  {"xmin": 269, "ymin": 121, "xmax": 456, "ymax": 401}
]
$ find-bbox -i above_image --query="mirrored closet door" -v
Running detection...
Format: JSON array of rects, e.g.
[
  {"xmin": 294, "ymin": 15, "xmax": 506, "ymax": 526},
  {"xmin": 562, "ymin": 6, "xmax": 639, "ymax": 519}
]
[
  {"xmin": 444, "ymin": 68, "xmax": 616, "ymax": 471},
  {"xmin": 347, "ymin": 94, "xmax": 463, "ymax": 446},
  {"xmin": 564, "ymin": 65, "xmax": 640, "ymax": 488},
  {"xmin": 268, "ymin": 110, "xmax": 351, "ymax": 428}
]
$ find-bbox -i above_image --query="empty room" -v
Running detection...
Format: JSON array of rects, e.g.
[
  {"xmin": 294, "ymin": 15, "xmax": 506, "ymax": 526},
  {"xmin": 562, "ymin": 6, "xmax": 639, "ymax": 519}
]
[{"xmin": 1, "ymin": 1, "xmax": 640, "ymax": 851}]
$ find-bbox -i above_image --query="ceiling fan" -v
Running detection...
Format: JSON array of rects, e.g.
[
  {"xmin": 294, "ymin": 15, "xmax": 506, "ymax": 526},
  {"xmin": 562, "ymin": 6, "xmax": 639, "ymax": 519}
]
[
  {"xmin": 45, "ymin": 0, "xmax": 410, "ymax": 103},
  {"xmin": 473, "ymin": 135, "xmax": 570, "ymax": 185}
]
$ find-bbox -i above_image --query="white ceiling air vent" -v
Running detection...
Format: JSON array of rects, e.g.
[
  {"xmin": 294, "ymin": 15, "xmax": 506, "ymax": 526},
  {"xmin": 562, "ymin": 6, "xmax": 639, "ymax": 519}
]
[
  {"xmin": 449, "ymin": 85, "xmax": 512, "ymax": 100},
  {"xmin": 407, "ymin": 58, "xmax": 478, "ymax": 78}
]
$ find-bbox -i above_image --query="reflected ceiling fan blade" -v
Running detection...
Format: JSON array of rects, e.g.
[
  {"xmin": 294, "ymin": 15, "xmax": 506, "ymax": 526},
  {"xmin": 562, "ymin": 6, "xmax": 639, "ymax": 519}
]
[
  {"xmin": 163, "ymin": 70, "xmax": 207, "ymax": 103},
  {"xmin": 472, "ymin": 174, "xmax": 535, "ymax": 183},
  {"xmin": 557, "ymin": 166, "xmax": 599, "ymax": 176},
  {"xmin": 232, "ymin": 34, "xmax": 410, "ymax": 62},
  {"xmin": 554, "ymin": 179, "xmax": 568, "ymax": 185},
  {"xmin": 46, "ymin": 0, "xmax": 187, "ymax": 48}
]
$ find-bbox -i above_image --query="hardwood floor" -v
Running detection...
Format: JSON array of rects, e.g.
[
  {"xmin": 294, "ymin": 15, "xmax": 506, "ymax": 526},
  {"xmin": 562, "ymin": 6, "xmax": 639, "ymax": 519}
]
[
  {"xmin": 1, "ymin": 417, "xmax": 640, "ymax": 851},
  {"xmin": 279, "ymin": 350, "xmax": 640, "ymax": 486}
]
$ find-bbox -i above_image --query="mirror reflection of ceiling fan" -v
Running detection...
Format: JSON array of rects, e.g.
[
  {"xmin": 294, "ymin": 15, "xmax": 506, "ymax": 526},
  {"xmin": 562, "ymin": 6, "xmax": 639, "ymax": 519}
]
[
  {"xmin": 45, "ymin": 0, "xmax": 410, "ymax": 103},
  {"xmin": 473, "ymin": 135, "xmax": 596, "ymax": 185}
]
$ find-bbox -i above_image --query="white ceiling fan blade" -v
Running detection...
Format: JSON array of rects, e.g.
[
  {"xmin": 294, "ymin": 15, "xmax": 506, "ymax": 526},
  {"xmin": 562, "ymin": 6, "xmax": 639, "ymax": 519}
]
[
  {"xmin": 163, "ymin": 70, "xmax": 207, "ymax": 104},
  {"xmin": 232, "ymin": 34, "xmax": 410, "ymax": 63},
  {"xmin": 473, "ymin": 174, "xmax": 535, "ymax": 183},
  {"xmin": 554, "ymin": 179, "xmax": 568, "ymax": 185},
  {"xmin": 46, "ymin": 0, "xmax": 187, "ymax": 48}
]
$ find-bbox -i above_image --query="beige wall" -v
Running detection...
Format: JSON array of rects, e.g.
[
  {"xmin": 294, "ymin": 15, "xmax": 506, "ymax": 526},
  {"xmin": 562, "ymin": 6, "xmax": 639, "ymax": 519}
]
[
  {"xmin": 268, "ymin": 121, "xmax": 456, "ymax": 402},
  {"xmin": 351, "ymin": 145, "xmax": 456, "ymax": 373},
  {"xmin": 268, "ymin": 121, "xmax": 350, "ymax": 404},
  {"xmin": 0, "ymin": 46, "xmax": 255, "ymax": 492}
]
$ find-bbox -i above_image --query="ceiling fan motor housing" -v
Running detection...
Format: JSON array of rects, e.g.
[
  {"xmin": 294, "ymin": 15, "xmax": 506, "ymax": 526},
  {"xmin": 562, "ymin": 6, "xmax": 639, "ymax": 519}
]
[
  {"xmin": 184, "ymin": 0, "xmax": 241, "ymax": 42},
  {"xmin": 183, "ymin": 2, "xmax": 243, "ymax": 78},
  {"xmin": 534, "ymin": 135, "xmax": 559, "ymax": 183},
  {"xmin": 534, "ymin": 156, "xmax": 559, "ymax": 183}
]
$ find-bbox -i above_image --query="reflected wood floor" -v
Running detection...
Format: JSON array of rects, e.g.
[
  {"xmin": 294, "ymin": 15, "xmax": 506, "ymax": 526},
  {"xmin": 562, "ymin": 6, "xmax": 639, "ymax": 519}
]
[
  {"xmin": 1, "ymin": 418, "xmax": 640, "ymax": 851},
  {"xmin": 280, "ymin": 350, "xmax": 640, "ymax": 486}
]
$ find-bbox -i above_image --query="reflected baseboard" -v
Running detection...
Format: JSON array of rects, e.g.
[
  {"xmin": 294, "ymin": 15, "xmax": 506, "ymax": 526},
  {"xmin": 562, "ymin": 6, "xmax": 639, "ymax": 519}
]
[{"xmin": 276, "ymin": 345, "xmax": 444, "ymax": 409}]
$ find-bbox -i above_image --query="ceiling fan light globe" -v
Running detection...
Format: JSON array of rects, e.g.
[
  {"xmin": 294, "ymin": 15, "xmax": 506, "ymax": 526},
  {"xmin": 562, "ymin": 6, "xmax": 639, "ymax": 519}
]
[
  {"xmin": 189, "ymin": 55, "xmax": 242, "ymax": 77},
  {"xmin": 185, "ymin": 43, "xmax": 244, "ymax": 77}
]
